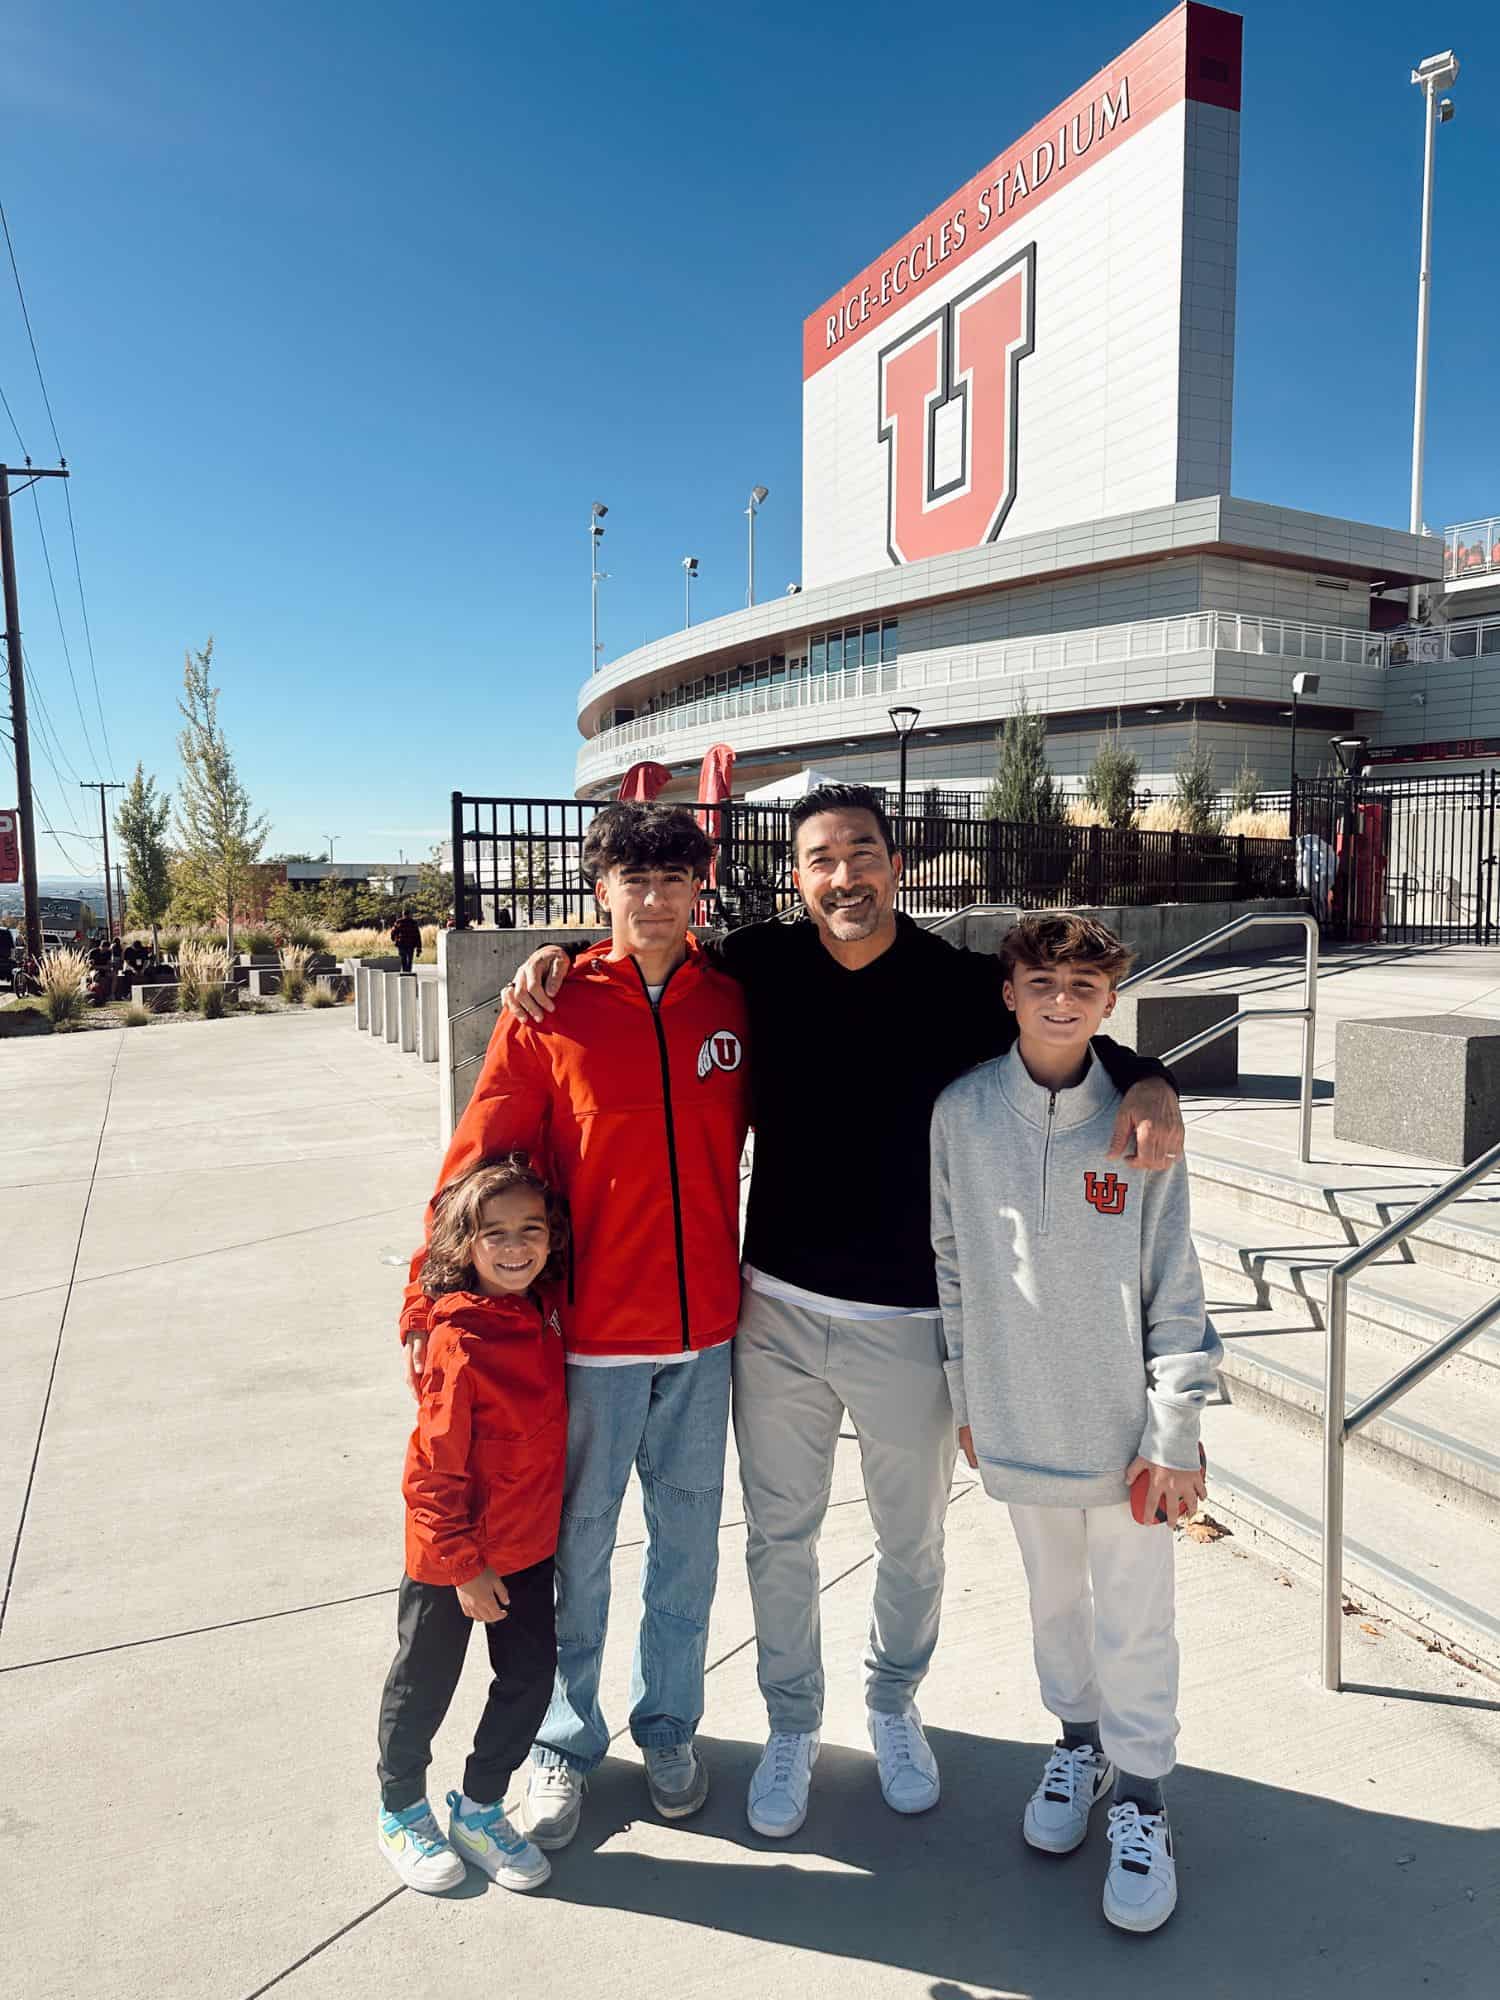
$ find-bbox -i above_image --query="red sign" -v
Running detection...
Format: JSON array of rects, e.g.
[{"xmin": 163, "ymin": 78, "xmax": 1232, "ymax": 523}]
[{"xmin": 0, "ymin": 808, "xmax": 18, "ymax": 884}]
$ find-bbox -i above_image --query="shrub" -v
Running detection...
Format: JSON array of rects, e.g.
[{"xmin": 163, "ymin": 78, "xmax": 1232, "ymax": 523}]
[
  {"xmin": 1065, "ymin": 800, "xmax": 1110, "ymax": 828},
  {"xmin": 1173, "ymin": 737, "xmax": 1220, "ymax": 835},
  {"xmin": 238, "ymin": 928, "xmax": 277, "ymax": 956},
  {"xmin": 323, "ymin": 927, "xmax": 387, "ymax": 959},
  {"xmin": 38, "ymin": 949, "xmax": 90, "ymax": 1025},
  {"xmin": 120, "ymin": 1002, "xmax": 152, "ymax": 1027},
  {"xmin": 201, "ymin": 985, "xmax": 227, "ymax": 1020},
  {"xmin": 1082, "ymin": 731, "xmax": 1140, "ymax": 829},
  {"xmin": 983, "ymin": 693, "xmax": 1064, "ymax": 825},
  {"xmin": 279, "ymin": 943, "xmax": 310, "ymax": 1005},
  {"xmin": 1134, "ymin": 800, "xmax": 1192, "ymax": 833},
  {"xmin": 1228, "ymin": 754, "xmax": 1261, "ymax": 818},
  {"xmin": 286, "ymin": 927, "xmax": 327, "ymax": 952},
  {"xmin": 177, "ymin": 940, "xmax": 229, "ymax": 1009},
  {"xmin": 308, "ymin": 984, "xmax": 338, "ymax": 1008}
]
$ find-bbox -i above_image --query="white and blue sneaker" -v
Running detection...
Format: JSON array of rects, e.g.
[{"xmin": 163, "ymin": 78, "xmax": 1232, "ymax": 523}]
[
  {"xmin": 376, "ymin": 1798, "xmax": 466, "ymax": 1893},
  {"xmin": 445, "ymin": 1790, "xmax": 551, "ymax": 1892}
]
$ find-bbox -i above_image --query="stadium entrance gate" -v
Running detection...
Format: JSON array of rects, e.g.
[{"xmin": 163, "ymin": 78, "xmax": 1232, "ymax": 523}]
[{"xmin": 1295, "ymin": 768, "xmax": 1500, "ymax": 945}]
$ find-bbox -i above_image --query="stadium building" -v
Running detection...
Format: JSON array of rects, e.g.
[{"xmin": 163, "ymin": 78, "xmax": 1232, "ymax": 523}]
[{"xmin": 574, "ymin": 3, "xmax": 1492, "ymax": 811}]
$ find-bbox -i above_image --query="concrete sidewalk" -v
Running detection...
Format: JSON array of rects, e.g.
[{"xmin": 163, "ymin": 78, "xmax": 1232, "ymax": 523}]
[{"xmin": 2, "ymin": 1007, "xmax": 1497, "ymax": 2000}]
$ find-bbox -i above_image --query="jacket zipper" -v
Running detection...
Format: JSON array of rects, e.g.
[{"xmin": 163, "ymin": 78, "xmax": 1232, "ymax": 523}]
[
  {"xmin": 634, "ymin": 959, "xmax": 692, "ymax": 1349},
  {"xmin": 1040, "ymin": 1088, "xmax": 1057, "ymax": 1233}
]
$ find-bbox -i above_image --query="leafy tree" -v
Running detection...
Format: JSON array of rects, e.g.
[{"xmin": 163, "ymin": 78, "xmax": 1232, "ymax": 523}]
[
  {"xmin": 982, "ymin": 693, "xmax": 1064, "ymax": 825},
  {"xmin": 1173, "ymin": 731, "xmax": 1220, "ymax": 835},
  {"xmin": 1082, "ymin": 727, "xmax": 1140, "ymax": 829},
  {"xmin": 409, "ymin": 847, "xmax": 454, "ymax": 924},
  {"xmin": 115, "ymin": 763, "xmax": 173, "ymax": 950},
  {"xmin": 174, "ymin": 639, "xmax": 268, "ymax": 953},
  {"xmin": 1228, "ymin": 753, "xmax": 1261, "ymax": 818}
]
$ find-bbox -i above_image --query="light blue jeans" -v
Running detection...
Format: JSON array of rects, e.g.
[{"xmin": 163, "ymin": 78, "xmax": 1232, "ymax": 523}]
[{"xmin": 532, "ymin": 1340, "xmax": 731, "ymax": 1774}]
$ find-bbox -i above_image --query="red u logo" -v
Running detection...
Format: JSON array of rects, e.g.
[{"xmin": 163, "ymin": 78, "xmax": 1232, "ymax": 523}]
[{"xmin": 1084, "ymin": 1171, "xmax": 1127, "ymax": 1215}]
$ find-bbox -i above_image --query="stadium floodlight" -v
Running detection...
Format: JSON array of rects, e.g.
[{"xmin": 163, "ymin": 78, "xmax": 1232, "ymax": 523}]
[
  {"xmin": 590, "ymin": 502, "xmax": 609, "ymax": 674},
  {"xmin": 682, "ymin": 555, "xmax": 699, "ymax": 629},
  {"xmin": 1408, "ymin": 50, "xmax": 1459, "ymax": 620},
  {"xmin": 745, "ymin": 486, "xmax": 770, "ymax": 607},
  {"xmin": 785, "ymin": 582, "xmax": 802, "ymax": 595}
]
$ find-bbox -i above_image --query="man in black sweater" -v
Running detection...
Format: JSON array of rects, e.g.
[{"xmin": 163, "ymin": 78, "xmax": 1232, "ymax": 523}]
[{"xmin": 502, "ymin": 783, "xmax": 1180, "ymax": 1840}]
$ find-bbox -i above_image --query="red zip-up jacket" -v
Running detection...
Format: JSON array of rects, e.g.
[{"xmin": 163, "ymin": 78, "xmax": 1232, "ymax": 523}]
[
  {"xmin": 400, "ymin": 936, "xmax": 751, "ymax": 1358},
  {"xmin": 403, "ymin": 1288, "xmax": 566, "ymax": 1585}
]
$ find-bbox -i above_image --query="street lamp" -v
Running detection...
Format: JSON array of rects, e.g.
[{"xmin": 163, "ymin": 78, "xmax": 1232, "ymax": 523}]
[
  {"xmin": 590, "ymin": 502, "xmax": 609, "ymax": 675},
  {"xmin": 746, "ymin": 486, "xmax": 769, "ymax": 607},
  {"xmin": 1409, "ymin": 49, "xmax": 1459, "ymax": 623},
  {"xmin": 1289, "ymin": 671, "xmax": 1320, "ymax": 834},
  {"xmin": 682, "ymin": 555, "xmax": 698, "ymax": 629},
  {"xmin": 889, "ymin": 704, "xmax": 921, "ymax": 836},
  {"xmin": 324, "ymin": 834, "xmax": 337, "ymax": 864}
]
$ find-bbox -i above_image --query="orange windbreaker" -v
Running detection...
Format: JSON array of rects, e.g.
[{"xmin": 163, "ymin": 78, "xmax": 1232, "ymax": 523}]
[
  {"xmin": 401, "ymin": 936, "xmax": 751, "ymax": 1359},
  {"xmin": 403, "ymin": 1288, "xmax": 566, "ymax": 1585}
]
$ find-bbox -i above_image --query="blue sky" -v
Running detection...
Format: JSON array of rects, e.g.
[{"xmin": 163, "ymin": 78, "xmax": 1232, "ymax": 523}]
[{"xmin": 2, "ymin": 0, "xmax": 1496, "ymax": 875}]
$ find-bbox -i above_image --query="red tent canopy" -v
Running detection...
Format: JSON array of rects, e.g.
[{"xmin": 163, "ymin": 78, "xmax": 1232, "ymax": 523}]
[
  {"xmin": 616, "ymin": 761, "xmax": 672, "ymax": 802},
  {"xmin": 696, "ymin": 744, "xmax": 735, "ymax": 896}
]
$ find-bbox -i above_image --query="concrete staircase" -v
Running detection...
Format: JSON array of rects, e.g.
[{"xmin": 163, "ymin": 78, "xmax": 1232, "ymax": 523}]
[{"xmin": 1188, "ymin": 1143, "xmax": 1500, "ymax": 1679}]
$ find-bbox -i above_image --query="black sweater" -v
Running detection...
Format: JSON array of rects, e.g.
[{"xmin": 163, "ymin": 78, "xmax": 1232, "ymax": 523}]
[{"xmin": 718, "ymin": 913, "xmax": 1171, "ymax": 1311}]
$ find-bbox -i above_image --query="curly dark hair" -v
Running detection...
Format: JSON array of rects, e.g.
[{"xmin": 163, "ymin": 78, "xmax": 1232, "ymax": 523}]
[
  {"xmin": 419, "ymin": 1154, "xmax": 569, "ymax": 1297},
  {"xmin": 581, "ymin": 802, "xmax": 715, "ymax": 885}
]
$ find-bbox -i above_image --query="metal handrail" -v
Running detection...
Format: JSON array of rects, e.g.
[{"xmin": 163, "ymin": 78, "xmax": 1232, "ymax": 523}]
[{"xmin": 1321, "ymin": 1138, "xmax": 1500, "ymax": 1690}]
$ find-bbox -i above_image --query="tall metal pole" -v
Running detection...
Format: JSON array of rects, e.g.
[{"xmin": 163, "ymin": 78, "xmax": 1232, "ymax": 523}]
[
  {"xmin": 747, "ymin": 503, "xmax": 755, "ymax": 610},
  {"xmin": 898, "ymin": 730, "xmax": 909, "ymax": 833},
  {"xmin": 1407, "ymin": 58, "xmax": 1458, "ymax": 619},
  {"xmin": 80, "ymin": 783, "xmax": 123, "ymax": 936},
  {"xmin": 1289, "ymin": 689, "xmax": 1299, "ymax": 836},
  {"xmin": 0, "ymin": 473, "xmax": 41, "ymax": 971}
]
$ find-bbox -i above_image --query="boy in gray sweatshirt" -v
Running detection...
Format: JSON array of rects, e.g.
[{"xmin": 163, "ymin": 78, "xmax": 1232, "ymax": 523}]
[{"xmin": 930, "ymin": 913, "xmax": 1221, "ymax": 1934}]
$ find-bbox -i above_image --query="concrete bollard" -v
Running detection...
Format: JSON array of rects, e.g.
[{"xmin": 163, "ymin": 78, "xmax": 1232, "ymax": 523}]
[
  {"xmin": 397, "ymin": 974, "xmax": 419, "ymax": 1054},
  {"xmin": 417, "ymin": 973, "xmax": 439, "ymax": 1063},
  {"xmin": 355, "ymin": 964, "xmax": 370, "ymax": 1030},
  {"xmin": 368, "ymin": 971, "xmax": 385, "ymax": 1039},
  {"xmin": 383, "ymin": 970, "xmax": 402, "ymax": 1044}
]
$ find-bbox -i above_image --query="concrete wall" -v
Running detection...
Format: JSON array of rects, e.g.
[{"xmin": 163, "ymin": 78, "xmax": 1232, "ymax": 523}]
[
  {"xmin": 439, "ymin": 926, "xmax": 611, "ymax": 1139},
  {"xmin": 935, "ymin": 896, "xmax": 1311, "ymax": 967}
]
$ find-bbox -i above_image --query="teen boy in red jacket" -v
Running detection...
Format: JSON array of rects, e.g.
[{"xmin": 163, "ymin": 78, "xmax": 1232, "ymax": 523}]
[{"xmin": 401, "ymin": 803, "xmax": 750, "ymax": 1848}]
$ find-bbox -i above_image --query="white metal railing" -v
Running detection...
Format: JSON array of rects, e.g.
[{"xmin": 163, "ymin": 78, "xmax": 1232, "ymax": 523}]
[
  {"xmin": 1441, "ymin": 518, "xmax": 1500, "ymax": 582},
  {"xmin": 1386, "ymin": 614, "xmax": 1500, "ymax": 665},
  {"xmin": 582, "ymin": 611, "xmax": 1389, "ymax": 766},
  {"xmin": 1322, "ymin": 1139, "xmax": 1500, "ymax": 1691}
]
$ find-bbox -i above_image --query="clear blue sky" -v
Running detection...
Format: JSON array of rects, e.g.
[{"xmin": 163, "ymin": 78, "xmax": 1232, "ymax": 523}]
[{"xmin": 2, "ymin": 0, "xmax": 1496, "ymax": 875}]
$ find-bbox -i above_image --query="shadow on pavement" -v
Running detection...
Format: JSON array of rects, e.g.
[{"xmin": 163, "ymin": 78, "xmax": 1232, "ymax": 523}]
[{"xmin": 546, "ymin": 1729, "xmax": 1497, "ymax": 1998}]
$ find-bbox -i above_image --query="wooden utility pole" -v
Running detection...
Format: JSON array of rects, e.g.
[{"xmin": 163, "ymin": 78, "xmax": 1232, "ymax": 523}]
[
  {"xmin": 0, "ymin": 462, "xmax": 71, "ymax": 973},
  {"xmin": 80, "ymin": 781, "xmax": 124, "ymax": 936}
]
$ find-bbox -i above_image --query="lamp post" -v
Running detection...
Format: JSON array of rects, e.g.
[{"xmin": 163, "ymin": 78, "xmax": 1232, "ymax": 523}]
[
  {"xmin": 1289, "ymin": 671, "xmax": 1319, "ymax": 835},
  {"xmin": 745, "ymin": 486, "xmax": 768, "ymax": 608},
  {"xmin": 1409, "ymin": 50, "xmax": 1459, "ymax": 623},
  {"xmin": 590, "ymin": 502, "xmax": 609, "ymax": 674},
  {"xmin": 1329, "ymin": 735, "xmax": 1369, "ymax": 937},
  {"xmin": 324, "ymin": 835, "xmax": 337, "ymax": 864},
  {"xmin": 682, "ymin": 555, "xmax": 698, "ymax": 629},
  {"xmin": 889, "ymin": 704, "xmax": 921, "ymax": 843}
]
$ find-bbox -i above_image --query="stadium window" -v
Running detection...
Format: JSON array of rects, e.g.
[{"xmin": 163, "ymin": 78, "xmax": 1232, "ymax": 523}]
[
  {"xmin": 1480, "ymin": 625, "xmax": 1500, "ymax": 657},
  {"xmin": 881, "ymin": 619, "xmax": 899, "ymax": 660},
  {"xmin": 1451, "ymin": 628, "xmax": 1479, "ymax": 658},
  {"xmin": 810, "ymin": 635, "xmax": 825, "ymax": 675},
  {"xmin": 862, "ymin": 624, "xmax": 880, "ymax": 668}
]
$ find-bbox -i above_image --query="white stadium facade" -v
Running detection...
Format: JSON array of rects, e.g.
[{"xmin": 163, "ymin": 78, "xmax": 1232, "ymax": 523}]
[{"xmin": 574, "ymin": 3, "xmax": 1500, "ymax": 811}]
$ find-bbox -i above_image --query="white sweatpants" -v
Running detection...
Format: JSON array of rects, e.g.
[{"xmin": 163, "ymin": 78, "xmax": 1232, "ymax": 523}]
[{"xmin": 1007, "ymin": 1500, "xmax": 1179, "ymax": 1781}]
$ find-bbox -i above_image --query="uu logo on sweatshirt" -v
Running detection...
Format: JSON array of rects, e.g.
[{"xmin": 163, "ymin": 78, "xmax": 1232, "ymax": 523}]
[
  {"xmin": 696, "ymin": 1030, "xmax": 743, "ymax": 1079},
  {"xmin": 1083, "ymin": 1171, "xmax": 1128, "ymax": 1215}
]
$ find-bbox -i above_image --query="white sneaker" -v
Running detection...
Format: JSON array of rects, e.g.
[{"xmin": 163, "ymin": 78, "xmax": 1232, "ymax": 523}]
[
  {"xmin": 1103, "ymin": 1801, "xmax": 1178, "ymax": 1933},
  {"xmin": 376, "ymin": 1799, "xmax": 466, "ymax": 1894},
  {"xmin": 868, "ymin": 1705, "xmax": 941, "ymax": 1815},
  {"xmin": 446, "ymin": 1791, "xmax": 551, "ymax": 1892},
  {"xmin": 523, "ymin": 1761, "xmax": 586, "ymax": 1851},
  {"xmin": 1022, "ymin": 1742, "xmax": 1115, "ymax": 1854},
  {"xmin": 747, "ymin": 1730, "xmax": 820, "ymax": 1838}
]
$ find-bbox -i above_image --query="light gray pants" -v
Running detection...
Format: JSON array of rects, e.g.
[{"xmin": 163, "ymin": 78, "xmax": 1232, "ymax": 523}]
[{"xmin": 732, "ymin": 1287, "xmax": 958, "ymax": 1734}]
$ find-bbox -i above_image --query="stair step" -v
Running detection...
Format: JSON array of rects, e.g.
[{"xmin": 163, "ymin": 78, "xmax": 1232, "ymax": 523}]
[
  {"xmin": 1210, "ymin": 1307, "xmax": 1500, "ymax": 1523},
  {"xmin": 1190, "ymin": 1195, "xmax": 1500, "ymax": 1385},
  {"xmin": 1201, "ymin": 1389, "xmax": 1500, "ymax": 1681},
  {"xmin": 1187, "ymin": 1143, "xmax": 1500, "ymax": 1288}
]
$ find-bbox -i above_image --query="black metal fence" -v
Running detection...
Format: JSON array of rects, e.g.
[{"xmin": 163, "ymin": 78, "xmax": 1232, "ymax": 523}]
[
  {"xmin": 450, "ymin": 793, "xmax": 1294, "ymax": 930},
  {"xmin": 1294, "ymin": 768, "xmax": 1499, "ymax": 944}
]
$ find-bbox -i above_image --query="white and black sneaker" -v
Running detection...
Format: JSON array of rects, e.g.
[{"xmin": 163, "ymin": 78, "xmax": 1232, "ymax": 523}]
[
  {"xmin": 1022, "ymin": 1742, "xmax": 1115, "ymax": 1855},
  {"xmin": 1103, "ymin": 1801, "xmax": 1178, "ymax": 1933}
]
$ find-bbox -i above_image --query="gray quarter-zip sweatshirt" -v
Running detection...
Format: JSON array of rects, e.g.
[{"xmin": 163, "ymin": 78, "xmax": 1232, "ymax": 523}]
[{"xmin": 931, "ymin": 1045, "xmax": 1221, "ymax": 1508}]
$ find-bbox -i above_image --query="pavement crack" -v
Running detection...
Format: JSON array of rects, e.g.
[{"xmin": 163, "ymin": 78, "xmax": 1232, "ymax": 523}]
[{"xmin": 239, "ymin": 1889, "xmax": 406, "ymax": 1998}]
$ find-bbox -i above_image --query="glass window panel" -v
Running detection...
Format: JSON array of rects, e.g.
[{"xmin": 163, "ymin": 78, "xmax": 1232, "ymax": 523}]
[
  {"xmin": 882, "ymin": 618, "xmax": 899, "ymax": 660},
  {"xmin": 1480, "ymin": 626, "xmax": 1500, "ymax": 657},
  {"xmin": 1450, "ymin": 628, "xmax": 1478, "ymax": 658},
  {"xmin": 810, "ymin": 636, "xmax": 825, "ymax": 675},
  {"xmin": 863, "ymin": 625, "xmax": 880, "ymax": 667}
]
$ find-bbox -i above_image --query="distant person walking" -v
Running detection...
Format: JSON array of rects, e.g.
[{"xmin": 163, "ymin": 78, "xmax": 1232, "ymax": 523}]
[{"xmin": 391, "ymin": 910, "xmax": 422, "ymax": 974}]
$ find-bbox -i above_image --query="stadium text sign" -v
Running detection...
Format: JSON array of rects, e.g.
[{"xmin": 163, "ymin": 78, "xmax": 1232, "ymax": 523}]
[{"xmin": 801, "ymin": 2, "xmax": 1243, "ymax": 589}]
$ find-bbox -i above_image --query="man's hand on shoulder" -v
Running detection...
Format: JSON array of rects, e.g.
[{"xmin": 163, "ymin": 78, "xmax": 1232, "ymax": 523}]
[
  {"xmin": 1107, "ymin": 1077, "xmax": 1184, "ymax": 1173},
  {"xmin": 404, "ymin": 1329, "xmax": 428, "ymax": 1401},
  {"xmin": 503, "ymin": 946, "xmax": 573, "ymax": 1023}
]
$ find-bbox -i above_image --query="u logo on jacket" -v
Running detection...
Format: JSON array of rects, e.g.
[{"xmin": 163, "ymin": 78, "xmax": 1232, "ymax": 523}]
[
  {"xmin": 697, "ymin": 1030, "xmax": 743, "ymax": 1078},
  {"xmin": 1083, "ymin": 1171, "xmax": 1128, "ymax": 1216}
]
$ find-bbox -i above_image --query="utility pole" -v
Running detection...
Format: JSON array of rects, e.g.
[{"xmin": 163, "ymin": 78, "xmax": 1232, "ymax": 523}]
[
  {"xmin": 80, "ymin": 781, "xmax": 124, "ymax": 936},
  {"xmin": 0, "ymin": 462, "xmax": 70, "ymax": 974}
]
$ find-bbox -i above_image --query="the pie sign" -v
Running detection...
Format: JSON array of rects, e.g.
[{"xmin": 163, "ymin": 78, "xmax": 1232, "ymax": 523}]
[{"xmin": 0, "ymin": 810, "xmax": 19, "ymax": 885}]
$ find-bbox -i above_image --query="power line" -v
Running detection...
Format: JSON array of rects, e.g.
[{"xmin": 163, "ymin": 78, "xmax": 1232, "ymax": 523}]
[
  {"xmin": 0, "ymin": 201, "xmax": 113, "ymax": 767},
  {"xmin": 27, "ymin": 484, "xmax": 99, "ymax": 771},
  {"xmin": 0, "ymin": 377, "xmax": 23, "ymax": 456}
]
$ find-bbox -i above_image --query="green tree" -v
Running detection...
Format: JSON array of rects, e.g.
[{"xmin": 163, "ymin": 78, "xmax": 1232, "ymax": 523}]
[
  {"xmin": 1082, "ymin": 727, "xmax": 1140, "ymax": 829},
  {"xmin": 409, "ymin": 847, "xmax": 454, "ymax": 924},
  {"xmin": 115, "ymin": 763, "xmax": 173, "ymax": 950},
  {"xmin": 1228, "ymin": 753, "xmax": 1261, "ymax": 818},
  {"xmin": 1174, "ymin": 731, "xmax": 1220, "ymax": 834},
  {"xmin": 982, "ymin": 693, "xmax": 1063, "ymax": 825},
  {"xmin": 174, "ymin": 639, "xmax": 268, "ymax": 953}
]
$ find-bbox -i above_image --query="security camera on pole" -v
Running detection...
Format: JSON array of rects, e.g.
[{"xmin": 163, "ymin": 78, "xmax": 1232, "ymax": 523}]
[{"xmin": 1408, "ymin": 49, "xmax": 1459, "ymax": 624}]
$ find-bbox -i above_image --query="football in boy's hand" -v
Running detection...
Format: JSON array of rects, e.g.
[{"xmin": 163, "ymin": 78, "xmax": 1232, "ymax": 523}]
[{"xmin": 1130, "ymin": 1444, "xmax": 1208, "ymax": 1525}]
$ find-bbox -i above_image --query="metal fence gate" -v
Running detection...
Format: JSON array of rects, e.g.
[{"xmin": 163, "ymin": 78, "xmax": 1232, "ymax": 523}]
[{"xmin": 1295, "ymin": 769, "xmax": 1499, "ymax": 944}]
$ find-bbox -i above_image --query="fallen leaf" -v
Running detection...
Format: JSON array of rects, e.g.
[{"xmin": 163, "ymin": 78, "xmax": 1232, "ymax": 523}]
[
  {"xmin": 1274, "ymin": 1574, "xmax": 1294, "ymax": 1589},
  {"xmin": 1359, "ymin": 1622, "xmax": 1382, "ymax": 1637},
  {"xmin": 1180, "ymin": 1513, "xmax": 1231, "ymax": 1544}
]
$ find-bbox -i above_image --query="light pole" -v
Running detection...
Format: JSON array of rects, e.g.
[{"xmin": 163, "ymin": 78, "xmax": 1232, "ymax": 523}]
[
  {"xmin": 745, "ymin": 486, "xmax": 768, "ymax": 608},
  {"xmin": 889, "ymin": 704, "xmax": 921, "ymax": 841},
  {"xmin": 590, "ymin": 501, "xmax": 609, "ymax": 674},
  {"xmin": 1408, "ymin": 49, "xmax": 1459, "ymax": 623},
  {"xmin": 1289, "ymin": 671, "xmax": 1319, "ymax": 835},
  {"xmin": 682, "ymin": 555, "xmax": 698, "ymax": 629},
  {"xmin": 324, "ymin": 834, "xmax": 337, "ymax": 864}
]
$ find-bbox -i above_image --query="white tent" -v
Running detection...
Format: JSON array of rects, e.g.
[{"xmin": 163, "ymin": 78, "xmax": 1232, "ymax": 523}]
[{"xmin": 741, "ymin": 767, "xmax": 840, "ymax": 802}]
